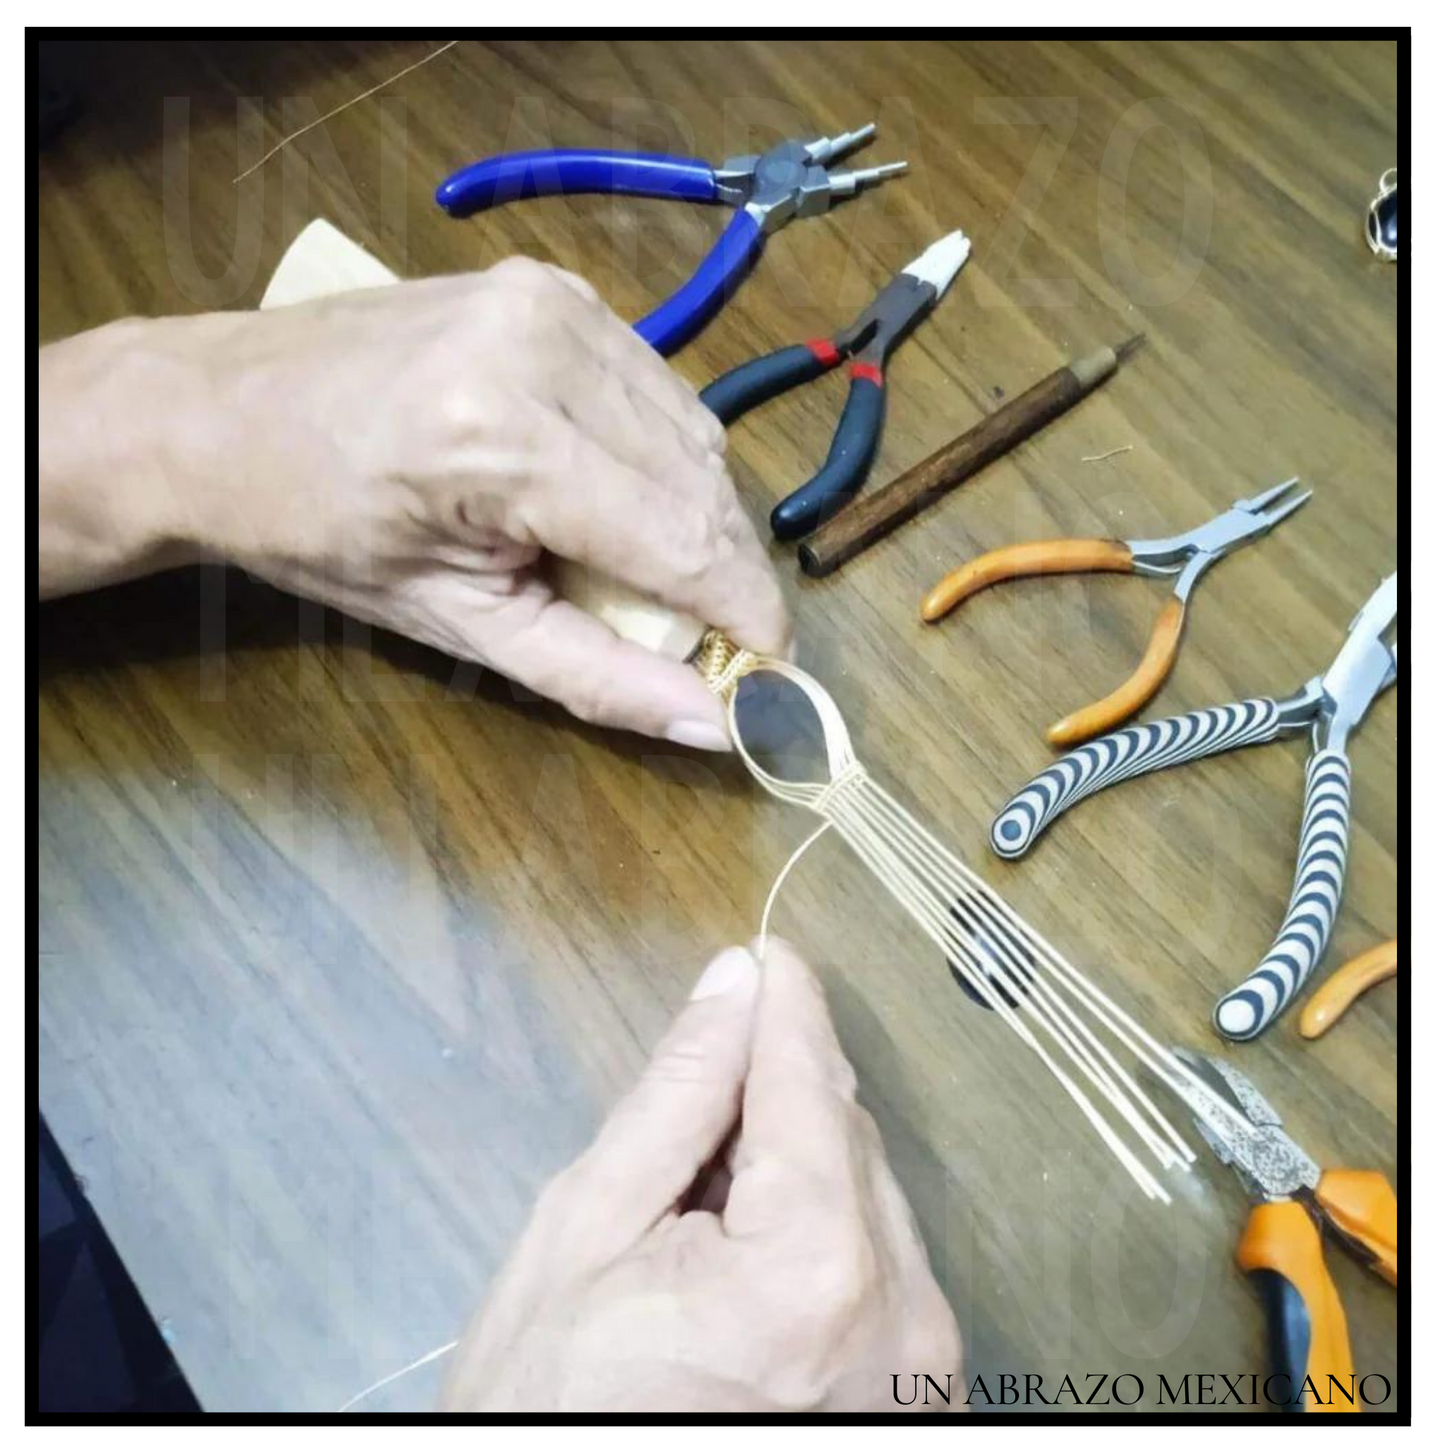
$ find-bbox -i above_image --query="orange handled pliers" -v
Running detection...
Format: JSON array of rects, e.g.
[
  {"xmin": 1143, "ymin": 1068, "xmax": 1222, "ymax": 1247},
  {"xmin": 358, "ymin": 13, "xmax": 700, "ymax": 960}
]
[
  {"xmin": 921, "ymin": 479, "xmax": 1311, "ymax": 747},
  {"xmin": 1300, "ymin": 939, "xmax": 1399, "ymax": 1039},
  {"xmin": 1174, "ymin": 1048, "xmax": 1397, "ymax": 1414}
]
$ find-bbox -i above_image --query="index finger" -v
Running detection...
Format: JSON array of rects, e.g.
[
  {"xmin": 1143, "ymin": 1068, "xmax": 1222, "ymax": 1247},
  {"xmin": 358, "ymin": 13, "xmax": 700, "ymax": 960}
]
[
  {"xmin": 524, "ymin": 413, "xmax": 792, "ymax": 659},
  {"xmin": 725, "ymin": 937, "xmax": 869, "ymax": 1238}
]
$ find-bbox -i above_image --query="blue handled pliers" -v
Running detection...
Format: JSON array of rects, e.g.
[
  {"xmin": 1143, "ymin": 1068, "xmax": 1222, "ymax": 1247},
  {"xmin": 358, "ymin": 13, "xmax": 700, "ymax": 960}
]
[{"xmin": 435, "ymin": 124, "xmax": 908, "ymax": 355}]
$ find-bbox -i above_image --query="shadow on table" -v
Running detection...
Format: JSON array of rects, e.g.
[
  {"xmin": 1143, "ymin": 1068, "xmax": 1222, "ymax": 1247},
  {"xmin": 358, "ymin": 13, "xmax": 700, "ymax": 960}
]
[{"xmin": 36, "ymin": 565, "xmax": 756, "ymax": 785}]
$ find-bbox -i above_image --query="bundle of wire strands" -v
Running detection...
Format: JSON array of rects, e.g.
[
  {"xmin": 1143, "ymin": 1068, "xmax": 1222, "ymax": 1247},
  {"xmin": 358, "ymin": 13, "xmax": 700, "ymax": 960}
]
[{"xmin": 697, "ymin": 632, "xmax": 1251, "ymax": 1202}]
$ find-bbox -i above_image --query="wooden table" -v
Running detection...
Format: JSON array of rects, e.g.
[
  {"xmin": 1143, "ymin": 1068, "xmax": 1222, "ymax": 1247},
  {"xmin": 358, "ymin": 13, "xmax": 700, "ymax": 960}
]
[{"xmin": 37, "ymin": 39, "xmax": 1399, "ymax": 1413}]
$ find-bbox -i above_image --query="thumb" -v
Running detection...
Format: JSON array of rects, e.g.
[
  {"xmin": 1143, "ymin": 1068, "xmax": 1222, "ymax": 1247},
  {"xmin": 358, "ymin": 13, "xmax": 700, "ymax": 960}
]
[{"xmin": 570, "ymin": 946, "xmax": 760, "ymax": 1248}]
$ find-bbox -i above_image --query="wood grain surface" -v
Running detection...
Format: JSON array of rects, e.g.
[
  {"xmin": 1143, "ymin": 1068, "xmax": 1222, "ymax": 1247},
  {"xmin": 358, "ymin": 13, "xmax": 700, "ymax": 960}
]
[{"xmin": 36, "ymin": 38, "xmax": 1399, "ymax": 1413}]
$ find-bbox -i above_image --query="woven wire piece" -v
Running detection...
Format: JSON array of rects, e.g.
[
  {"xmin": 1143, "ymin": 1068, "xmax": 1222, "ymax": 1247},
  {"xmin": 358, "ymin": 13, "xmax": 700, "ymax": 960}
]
[
  {"xmin": 693, "ymin": 628, "xmax": 763, "ymax": 698},
  {"xmin": 714, "ymin": 652, "xmax": 1256, "ymax": 1201}
]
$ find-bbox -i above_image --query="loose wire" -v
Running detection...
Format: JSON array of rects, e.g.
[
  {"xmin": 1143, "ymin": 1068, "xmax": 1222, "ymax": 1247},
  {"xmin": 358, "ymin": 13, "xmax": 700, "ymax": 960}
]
[
  {"xmin": 337, "ymin": 1339, "xmax": 457, "ymax": 1413},
  {"xmin": 726, "ymin": 656, "xmax": 1222, "ymax": 1200},
  {"xmin": 234, "ymin": 41, "xmax": 460, "ymax": 183}
]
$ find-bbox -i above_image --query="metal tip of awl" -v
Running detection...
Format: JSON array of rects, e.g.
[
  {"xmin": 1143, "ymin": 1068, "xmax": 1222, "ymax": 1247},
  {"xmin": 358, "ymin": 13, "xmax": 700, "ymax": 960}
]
[{"xmin": 1113, "ymin": 333, "xmax": 1147, "ymax": 363}]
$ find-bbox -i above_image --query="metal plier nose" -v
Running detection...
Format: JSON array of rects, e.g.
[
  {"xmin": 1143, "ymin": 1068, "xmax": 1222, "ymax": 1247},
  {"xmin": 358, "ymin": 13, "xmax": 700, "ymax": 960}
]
[
  {"xmin": 436, "ymin": 124, "xmax": 907, "ymax": 355},
  {"xmin": 1125, "ymin": 479, "xmax": 1313, "ymax": 595},
  {"xmin": 712, "ymin": 124, "xmax": 908, "ymax": 230}
]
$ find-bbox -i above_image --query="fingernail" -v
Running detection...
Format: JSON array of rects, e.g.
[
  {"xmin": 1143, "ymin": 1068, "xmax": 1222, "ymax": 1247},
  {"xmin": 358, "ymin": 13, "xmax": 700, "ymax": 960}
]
[
  {"xmin": 665, "ymin": 720, "xmax": 731, "ymax": 752},
  {"xmin": 691, "ymin": 946, "xmax": 759, "ymax": 1000}
]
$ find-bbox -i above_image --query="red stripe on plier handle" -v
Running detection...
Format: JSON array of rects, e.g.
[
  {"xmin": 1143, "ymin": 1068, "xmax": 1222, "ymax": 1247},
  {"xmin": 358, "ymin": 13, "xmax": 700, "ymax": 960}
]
[
  {"xmin": 805, "ymin": 338, "xmax": 841, "ymax": 365},
  {"xmin": 850, "ymin": 361, "xmax": 885, "ymax": 386}
]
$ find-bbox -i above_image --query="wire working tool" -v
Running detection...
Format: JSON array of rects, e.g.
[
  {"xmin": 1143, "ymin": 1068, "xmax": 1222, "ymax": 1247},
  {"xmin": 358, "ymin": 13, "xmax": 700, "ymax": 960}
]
[
  {"xmin": 435, "ymin": 125, "xmax": 908, "ymax": 355},
  {"xmin": 991, "ymin": 572, "xmax": 1397, "ymax": 1041},
  {"xmin": 1300, "ymin": 938, "xmax": 1398, "ymax": 1040},
  {"xmin": 922, "ymin": 480, "xmax": 1311, "ymax": 747},
  {"xmin": 1172, "ymin": 1048, "xmax": 1396, "ymax": 1413},
  {"xmin": 700, "ymin": 231, "xmax": 971, "ymax": 541}
]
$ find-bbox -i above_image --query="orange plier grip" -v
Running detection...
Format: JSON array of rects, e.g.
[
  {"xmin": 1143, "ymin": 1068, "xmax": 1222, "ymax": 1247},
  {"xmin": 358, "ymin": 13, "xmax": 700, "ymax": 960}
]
[
  {"xmin": 1235, "ymin": 1170, "xmax": 1397, "ymax": 1413},
  {"xmin": 1236, "ymin": 1200, "xmax": 1357, "ymax": 1413},
  {"xmin": 1315, "ymin": 1168, "xmax": 1398, "ymax": 1286},
  {"xmin": 1300, "ymin": 940, "xmax": 1398, "ymax": 1039},
  {"xmin": 921, "ymin": 538, "xmax": 1186, "ymax": 747}
]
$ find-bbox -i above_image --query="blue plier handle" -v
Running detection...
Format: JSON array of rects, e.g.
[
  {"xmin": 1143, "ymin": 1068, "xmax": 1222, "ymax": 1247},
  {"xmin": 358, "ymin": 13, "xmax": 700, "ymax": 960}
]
[
  {"xmin": 436, "ymin": 127, "xmax": 907, "ymax": 356},
  {"xmin": 437, "ymin": 148, "xmax": 759, "ymax": 354},
  {"xmin": 436, "ymin": 148, "xmax": 721, "ymax": 208}
]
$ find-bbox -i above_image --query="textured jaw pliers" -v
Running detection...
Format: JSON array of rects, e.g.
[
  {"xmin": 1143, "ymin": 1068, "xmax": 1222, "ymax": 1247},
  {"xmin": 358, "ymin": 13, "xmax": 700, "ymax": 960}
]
[
  {"xmin": 436, "ymin": 125, "xmax": 908, "ymax": 354},
  {"xmin": 1172, "ymin": 1048, "xmax": 1396, "ymax": 1413}
]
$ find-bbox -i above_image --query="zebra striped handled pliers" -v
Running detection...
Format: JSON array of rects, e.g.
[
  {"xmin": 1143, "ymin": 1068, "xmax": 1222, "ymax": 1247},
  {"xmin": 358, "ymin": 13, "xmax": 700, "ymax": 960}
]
[{"xmin": 991, "ymin": 573, "xmax": 1398, "ymax": 1042}]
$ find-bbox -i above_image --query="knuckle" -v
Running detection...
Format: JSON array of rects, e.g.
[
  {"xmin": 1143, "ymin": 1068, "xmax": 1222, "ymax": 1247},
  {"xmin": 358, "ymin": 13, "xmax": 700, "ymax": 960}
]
[
  {"xmin": 543, "ymin": 635, "xmax": 629, "ymax": 730},
  {"xmin": 655, "ymin": 1208, "xmax": 722, "ymax": 1271},
  {"xmin": 488, "ymin": 253, "xmax": 552, "ymax": 291},
  {"xmin": 553, "ymin": 264, "xmax": 600, "ymax": 305},
  {"xmin": 801, "ymin": 1221, "xmax": 879, "ymax": 1328},
  {"xmin": 758, "ymin": 1227, "xmax": 879, "ymax": 1405},
  {"xmin": 849, "ymin": 1099, "xmax": 882, "ymax": 1150},
  {"xmin": 668, "ymin": 506, "xmax": 725, "ymax": 589},
  {"xmin": 531, "ymin": 1159, "xmax": 586, "ymax": 1224},
  {"xmin": 436, "ymin": 383, "xmax": 484, "ymax": 438},
  {"xmin": 921, "ymin": 1293, "xmax": 965, "ymax": 1369},
  {"xmin": 903, "ymin": 1290, "xmax": 964, "ymax": 1382},
  {"xmin": 644, "ymin": 1036, "xmax": 715, "ymax": 1086},
  {"xmin": 672, "ymin": 394, "xmax": 726, "ymax": 457},
  {"xmin": 486, "ymin": 259, "xmax": 575, "ymax": 352},
  {"xmin": 811, "ymin": 1047, "xmax": 859, "ymax": 1106},
  {"xmin": 561, "ymin": 672, "xmax": 612, "ymax": 727}
]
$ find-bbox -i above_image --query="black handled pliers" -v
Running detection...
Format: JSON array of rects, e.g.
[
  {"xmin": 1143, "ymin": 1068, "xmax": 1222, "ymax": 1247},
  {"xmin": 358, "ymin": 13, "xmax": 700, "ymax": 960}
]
[{"xmin": 700, "ymin": 231, "xmax": 971, "ymax": 541}]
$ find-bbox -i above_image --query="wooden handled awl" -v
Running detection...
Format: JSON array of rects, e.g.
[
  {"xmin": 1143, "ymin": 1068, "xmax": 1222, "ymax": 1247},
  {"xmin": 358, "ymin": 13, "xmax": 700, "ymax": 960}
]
[{"xmin": 797, "ymin": 337, "xmax": 1144, "ymax": 578}]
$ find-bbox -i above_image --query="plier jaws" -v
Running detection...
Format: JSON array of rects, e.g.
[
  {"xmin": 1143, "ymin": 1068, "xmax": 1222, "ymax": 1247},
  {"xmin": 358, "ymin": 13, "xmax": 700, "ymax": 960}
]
[
  {"xmin": 805, "ymin": 122, "xmax": 880, "ymax": 166},
  {"xmin": 1126, "ymin": 479, "xmax": 1312, "ymax": 598},
  {"xmin": 1273, "ymin": 573, "xmax": 1396, "ymax": 747},
  {"xmin": 1315, "ymin": 573, "xmax": 1398, "ymax": 750},
  {"xmin": 1171, "ymin": 1048, "xmax": 1321, "ymax": 1200},
  {"xmin": 716, "ymin": 123, "xmax": 906, "ymax": 226}
]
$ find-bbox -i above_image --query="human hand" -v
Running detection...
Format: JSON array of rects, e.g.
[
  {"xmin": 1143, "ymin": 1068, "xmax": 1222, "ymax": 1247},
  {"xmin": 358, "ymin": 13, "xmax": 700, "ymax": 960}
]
[
  {"xmin": 441, "ymin": 938, "xmax": 961, "ymax": 1412},
  {"xmin": 39, "ymin": 260, "xmax": 789, "ymax": 748}
]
